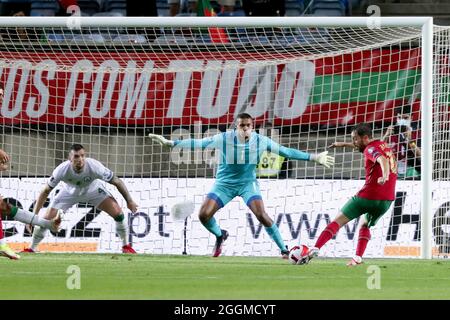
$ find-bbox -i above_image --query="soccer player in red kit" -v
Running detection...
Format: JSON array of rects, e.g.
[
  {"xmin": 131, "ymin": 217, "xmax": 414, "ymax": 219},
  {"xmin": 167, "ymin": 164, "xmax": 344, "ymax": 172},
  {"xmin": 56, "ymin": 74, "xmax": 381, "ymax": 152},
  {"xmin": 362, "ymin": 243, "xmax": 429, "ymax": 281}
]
[{"xmin": 301, "ymin": 123, "xmax": 397, "ymax": 266}]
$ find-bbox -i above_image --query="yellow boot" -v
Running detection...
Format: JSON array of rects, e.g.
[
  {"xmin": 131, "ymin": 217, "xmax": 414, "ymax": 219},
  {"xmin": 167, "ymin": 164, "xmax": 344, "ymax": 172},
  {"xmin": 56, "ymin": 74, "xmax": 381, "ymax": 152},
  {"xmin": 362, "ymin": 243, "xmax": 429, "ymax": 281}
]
[{"xmin": 0, "ymin": 243, "xmax": 20, "ymax": 260}]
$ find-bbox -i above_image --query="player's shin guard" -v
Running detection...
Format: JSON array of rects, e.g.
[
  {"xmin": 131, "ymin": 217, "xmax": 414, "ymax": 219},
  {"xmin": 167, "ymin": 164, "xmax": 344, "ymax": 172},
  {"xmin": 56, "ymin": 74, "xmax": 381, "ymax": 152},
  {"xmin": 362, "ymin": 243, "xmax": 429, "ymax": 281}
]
[
  {"xmin": 264, "ymin": 223, "xmax": 286, "ymax": 251},
  {"xmin": 355, "ymin": 226, "xmax": 371, "ymax": 257},
  {"xmin": 202, "ymin": 217, "xmax": 222, "ymax": 238},
  {"xmin": 314, "ymin": 221, "xmax": 340, "ymax": 249},
  {"xmin": 10, "ymin": 207, "xmax": 53, "ymax": 230},
  {"xmin": 114, "ymin": 213, "xmax": 129, "ymax": 246},
  {"xmin": 30, "ymin": 226, "xmax": 47, "ymax": 251}
]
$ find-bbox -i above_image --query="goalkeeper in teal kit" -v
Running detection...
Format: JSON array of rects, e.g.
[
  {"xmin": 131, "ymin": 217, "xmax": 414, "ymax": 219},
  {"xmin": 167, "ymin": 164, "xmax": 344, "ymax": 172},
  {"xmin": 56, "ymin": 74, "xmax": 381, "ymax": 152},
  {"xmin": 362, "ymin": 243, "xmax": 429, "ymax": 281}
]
[{"xmin": 148, "ymin": 113, "xmax": 335, "ymax": 258}]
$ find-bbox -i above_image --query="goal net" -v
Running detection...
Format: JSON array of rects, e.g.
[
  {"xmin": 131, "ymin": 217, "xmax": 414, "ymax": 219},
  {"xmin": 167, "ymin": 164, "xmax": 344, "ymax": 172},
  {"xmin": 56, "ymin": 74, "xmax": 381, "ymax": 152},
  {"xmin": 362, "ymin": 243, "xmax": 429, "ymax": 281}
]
[{"xmin": 0, "ymin": 16, "xmax": 446, "ymax": 259}]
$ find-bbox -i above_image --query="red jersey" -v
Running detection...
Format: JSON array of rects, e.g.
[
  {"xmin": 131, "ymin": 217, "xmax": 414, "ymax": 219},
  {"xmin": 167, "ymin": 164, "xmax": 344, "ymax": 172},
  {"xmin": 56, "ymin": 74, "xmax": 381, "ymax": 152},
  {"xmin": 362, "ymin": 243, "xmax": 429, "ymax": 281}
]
[{"xmin": 357, "ymin": 140, "xmax": 397, "ymax": 201}]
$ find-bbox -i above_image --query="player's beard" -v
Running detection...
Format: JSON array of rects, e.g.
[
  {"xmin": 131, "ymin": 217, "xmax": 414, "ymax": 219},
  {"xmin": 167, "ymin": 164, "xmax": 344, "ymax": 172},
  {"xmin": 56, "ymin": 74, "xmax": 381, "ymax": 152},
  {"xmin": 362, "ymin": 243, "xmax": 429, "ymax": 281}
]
[
  {"xmin": 357, "ymin": 144, "xmax": 366, "ymax": 152},
  {"xmin": 353, "ymin": 142, "xmax": 363, "ymax": 153},
  {"xmin": 73, "ymin": 163, "xmax": 84, "ymax": 173}
]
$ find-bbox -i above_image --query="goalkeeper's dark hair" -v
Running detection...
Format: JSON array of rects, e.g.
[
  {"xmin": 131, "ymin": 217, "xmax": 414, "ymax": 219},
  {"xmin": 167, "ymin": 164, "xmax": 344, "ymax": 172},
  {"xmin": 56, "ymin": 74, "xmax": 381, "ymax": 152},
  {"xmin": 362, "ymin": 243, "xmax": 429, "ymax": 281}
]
[
  {"xmin": 352, "ymin": 123, "xmax": 373, "ymax": 138},
  {"xmin": 236, "ymin": 113, "xmax": 253, "ymax": 121},
  {"xmin": 70, "ymin": 144, "xmax": 85, "ymax": 152}
]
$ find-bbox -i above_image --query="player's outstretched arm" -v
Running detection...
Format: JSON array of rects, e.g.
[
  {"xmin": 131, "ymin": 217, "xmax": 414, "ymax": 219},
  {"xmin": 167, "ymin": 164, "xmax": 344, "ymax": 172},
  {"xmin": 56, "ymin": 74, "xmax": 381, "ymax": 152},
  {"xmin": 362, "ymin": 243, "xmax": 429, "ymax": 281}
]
[
  {"xmin": 109, "ymin": 176, "xmax": 138, "ymax": 212},
  {"xmin": 147, "ymin": 133, "xmax": 216, "ymax": 149},
  {"xmin": 34, "ymin": 185, "xmax": 53, "ymax": 215},
  {"xmin": 310, "ymin": 151, "xmax": 335, "ymax": 169},
  {"xmin": 147, "ymin": 134, "xmax": 175, "ymax": 148},
  {"xmin": 328, "ymin": 142, "xmax": 355, "ymax": 149},
  {"xmin": 148, "ymin": 133, "xmax": 220, "ymax": 150},
  {"xmin": 265, "ymin": 138, "xmax": 334, "ymax": 168}
]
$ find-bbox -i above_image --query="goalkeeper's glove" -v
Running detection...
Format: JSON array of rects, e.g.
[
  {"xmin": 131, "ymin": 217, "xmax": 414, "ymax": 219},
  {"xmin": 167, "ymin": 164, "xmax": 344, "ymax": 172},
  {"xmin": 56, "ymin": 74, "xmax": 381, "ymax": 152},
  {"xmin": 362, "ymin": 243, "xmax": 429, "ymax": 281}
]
[
  {"xmin": 147, "ymin": 134, "xmax": 175, "ymax": 147},
  {"xmin": 310, "ymin": 151, "xmax": 335, "ymax": 168}
]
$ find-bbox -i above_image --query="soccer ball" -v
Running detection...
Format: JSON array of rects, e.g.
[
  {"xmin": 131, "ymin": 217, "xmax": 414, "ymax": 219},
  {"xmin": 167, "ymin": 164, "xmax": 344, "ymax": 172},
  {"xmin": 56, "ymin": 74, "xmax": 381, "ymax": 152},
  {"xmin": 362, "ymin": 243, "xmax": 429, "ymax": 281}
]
[
  {"xmin": 288, "ymin": 245, "xmax": 309, "ymax": 265},
  {"xmin": 171, "ymin": 200, "xmax": 195, "ymax": 221}
]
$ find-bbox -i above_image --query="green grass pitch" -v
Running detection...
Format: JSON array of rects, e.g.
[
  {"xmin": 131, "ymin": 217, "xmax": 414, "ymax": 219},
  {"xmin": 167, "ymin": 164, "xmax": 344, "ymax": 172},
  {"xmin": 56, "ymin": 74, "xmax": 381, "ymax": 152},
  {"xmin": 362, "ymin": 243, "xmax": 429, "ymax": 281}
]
[{"xmin": 0, "ymin": 253, "xmax": 449, "ymax": 299}]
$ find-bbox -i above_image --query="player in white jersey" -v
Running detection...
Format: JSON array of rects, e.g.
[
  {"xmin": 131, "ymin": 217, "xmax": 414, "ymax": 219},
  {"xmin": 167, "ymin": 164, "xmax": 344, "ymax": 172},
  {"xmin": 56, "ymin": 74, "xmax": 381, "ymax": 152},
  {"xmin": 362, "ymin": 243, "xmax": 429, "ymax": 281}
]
[{"xmin": 22, "ymin": 144, "xmax": 138, "ymax": 254}]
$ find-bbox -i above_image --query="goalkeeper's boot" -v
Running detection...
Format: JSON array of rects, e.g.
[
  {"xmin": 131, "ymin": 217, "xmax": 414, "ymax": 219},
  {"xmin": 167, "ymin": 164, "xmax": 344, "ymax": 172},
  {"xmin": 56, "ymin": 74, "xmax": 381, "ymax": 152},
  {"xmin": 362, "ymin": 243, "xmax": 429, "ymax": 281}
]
[
  {"xmin": 122, "ymin": 244, "xmax": 137, "ymax": 254},
  {"xmin": 0, "ymin": 243, "xmax": 20, "ymax": 260},
  {"xmin": 346, "ymin": 255, "xmax": 363, "ymax": 267},
  {"xmin": 281, "ymin": 246, "xmax": 289, "ymax": 260},
  {"xmin": 212, "ymin": 229, "xmax": 229, "ymax": 257},
  {"xmin": 50, "ymin": 210, "xmax": 63, "ymax": 233},
  {"xmin": 21, "ymin": 248, "xmax": 35, "ymax": 253}
]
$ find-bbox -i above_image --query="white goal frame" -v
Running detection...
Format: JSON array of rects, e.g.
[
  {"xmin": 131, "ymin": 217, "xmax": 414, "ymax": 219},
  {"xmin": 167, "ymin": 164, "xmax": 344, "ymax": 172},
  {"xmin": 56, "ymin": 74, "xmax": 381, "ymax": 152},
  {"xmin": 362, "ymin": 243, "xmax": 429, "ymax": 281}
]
[{"xmin": 0, "ymin": 16, "xmax": 434, "ymax": 259}]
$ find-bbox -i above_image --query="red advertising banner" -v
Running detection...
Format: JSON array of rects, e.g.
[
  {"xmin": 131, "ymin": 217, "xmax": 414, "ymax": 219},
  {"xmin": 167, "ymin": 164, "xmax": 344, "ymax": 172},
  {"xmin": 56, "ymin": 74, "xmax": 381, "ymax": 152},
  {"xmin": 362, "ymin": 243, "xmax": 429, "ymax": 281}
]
[{"xmin": 0, "ymin": 48, "xmax": 422, "ymax": 126}]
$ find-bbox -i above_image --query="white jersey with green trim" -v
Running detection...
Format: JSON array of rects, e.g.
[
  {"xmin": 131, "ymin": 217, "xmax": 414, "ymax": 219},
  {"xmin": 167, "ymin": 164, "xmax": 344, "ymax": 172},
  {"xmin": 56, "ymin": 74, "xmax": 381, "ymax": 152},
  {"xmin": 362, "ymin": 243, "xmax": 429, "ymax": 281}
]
[{"xmin": 47, "ymin": 158, "xmax": 113, "ymax": 196}]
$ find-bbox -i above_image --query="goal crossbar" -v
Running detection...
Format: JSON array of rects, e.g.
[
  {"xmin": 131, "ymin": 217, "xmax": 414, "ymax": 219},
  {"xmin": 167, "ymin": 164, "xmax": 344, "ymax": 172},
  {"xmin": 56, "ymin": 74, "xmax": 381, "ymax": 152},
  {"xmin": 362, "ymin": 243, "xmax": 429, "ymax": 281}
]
[{"xmin": 0, "ymin": 16, "xmax": 433, "ymax": 28}]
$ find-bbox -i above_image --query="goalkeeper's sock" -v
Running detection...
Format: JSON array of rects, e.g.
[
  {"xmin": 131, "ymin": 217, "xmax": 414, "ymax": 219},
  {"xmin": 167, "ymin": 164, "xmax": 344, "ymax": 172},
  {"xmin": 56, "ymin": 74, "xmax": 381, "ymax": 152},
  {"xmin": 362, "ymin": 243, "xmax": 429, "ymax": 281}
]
[
  {"xmin": 314, "ymin": 221, "xmax": 340, "ymax": 249},
  {"xmin": 10, "ymin": 207, "xmax": 52, "ymax": 229},
  {"xmin": 264, "ymin": 223, "xmax": 286, "ymax": 251},
  {"xmin": 114, "ymin": 213, "xmax": 129, "ymax": 246},
  {"xmin": 30, "ymin": 226, "xmax": 47, "ymax": 251},
  {"xmin": 202, "ymin": 217, "xmax": 222, "ymax": 238},
  {"xmin": 355, "ymin": 226, "xmax": 371, "ymax": 257}
]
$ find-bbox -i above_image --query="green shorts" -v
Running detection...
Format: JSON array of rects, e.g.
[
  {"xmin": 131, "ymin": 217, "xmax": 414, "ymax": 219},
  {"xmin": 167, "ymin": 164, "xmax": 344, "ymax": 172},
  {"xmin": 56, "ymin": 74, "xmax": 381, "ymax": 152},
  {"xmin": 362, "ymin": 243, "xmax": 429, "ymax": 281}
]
[{"xmin": 341, "ymin": 196, "xmax": 393, "ymax": 227}]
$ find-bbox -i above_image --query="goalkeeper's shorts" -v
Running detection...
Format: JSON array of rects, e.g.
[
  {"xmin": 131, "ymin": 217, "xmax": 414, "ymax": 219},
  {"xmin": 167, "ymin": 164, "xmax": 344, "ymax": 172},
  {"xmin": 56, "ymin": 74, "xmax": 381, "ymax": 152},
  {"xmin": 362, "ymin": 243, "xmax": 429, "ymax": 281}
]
[
  {"xmin": 207, "ymin": 181, "xmax": 262, "ymax": 209},
  {"xmin": 341, "ymin": 196, "xmax": 393, "ymax": 227}
]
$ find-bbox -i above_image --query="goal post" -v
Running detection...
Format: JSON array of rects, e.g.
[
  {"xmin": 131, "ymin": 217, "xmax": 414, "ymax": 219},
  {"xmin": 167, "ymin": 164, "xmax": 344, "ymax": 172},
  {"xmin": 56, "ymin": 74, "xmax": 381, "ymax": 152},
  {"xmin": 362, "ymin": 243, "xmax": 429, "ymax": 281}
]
[
  {"xmin": 421, "ymin": 17, "xmax": 433, "ymax": 259},
  {"xmin": 0, "ymin": 16, "xmax": 442, "ymax": 259}
]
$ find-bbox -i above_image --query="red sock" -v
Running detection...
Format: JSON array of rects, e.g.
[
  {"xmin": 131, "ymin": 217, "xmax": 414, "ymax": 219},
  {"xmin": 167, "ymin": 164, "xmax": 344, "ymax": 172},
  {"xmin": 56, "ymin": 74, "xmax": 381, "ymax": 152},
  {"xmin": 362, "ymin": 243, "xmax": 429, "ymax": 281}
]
[
  {"xmin": 0, "ymin": 214, "xmax": 4, "ymax": 240},
  {"xmin": 314, "ymin": 221, "xmax": 340, "ymax": 249},
  {"xmin": 355, "ymin": 226, "xmax": 371, "ymax": 257}
]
